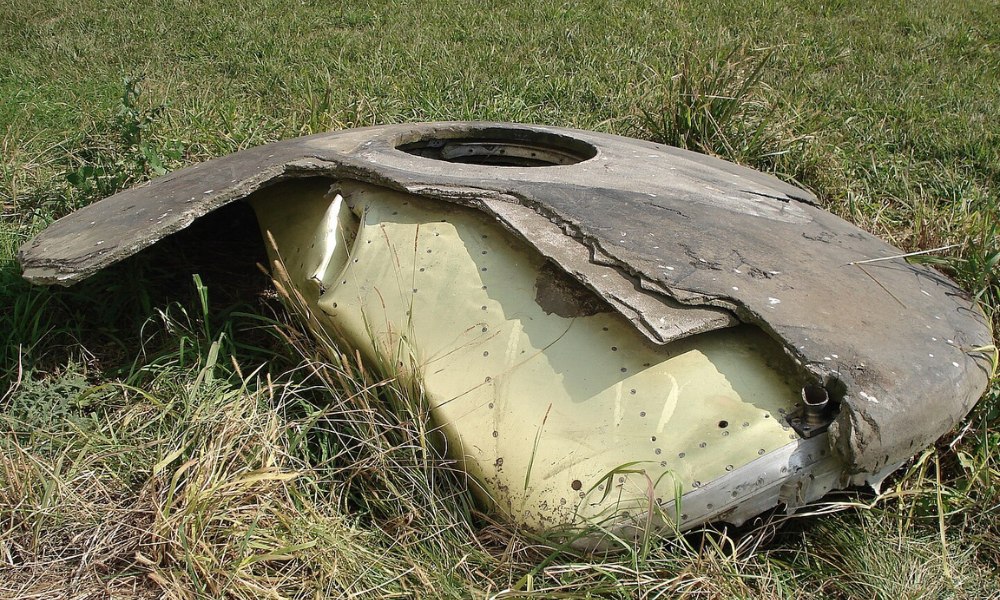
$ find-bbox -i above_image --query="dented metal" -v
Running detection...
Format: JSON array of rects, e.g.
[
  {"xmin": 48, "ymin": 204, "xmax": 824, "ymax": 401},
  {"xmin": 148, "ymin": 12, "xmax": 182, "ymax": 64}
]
[{"xmin": 18, "ymin": 122, "xmax": 993, "ymax": 541}]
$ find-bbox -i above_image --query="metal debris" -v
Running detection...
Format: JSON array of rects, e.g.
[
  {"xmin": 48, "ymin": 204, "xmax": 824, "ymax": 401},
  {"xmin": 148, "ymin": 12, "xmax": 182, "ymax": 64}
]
[{"xmin": 18, "ymin": 122, "xmax": 993, "ymax": 543}]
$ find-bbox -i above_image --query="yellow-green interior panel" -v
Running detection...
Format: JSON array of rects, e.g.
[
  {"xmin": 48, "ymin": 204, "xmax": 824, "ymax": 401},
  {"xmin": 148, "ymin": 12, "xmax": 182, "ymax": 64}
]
[{"xmin": 251, "ymin": 179, "xmax": 804, "ymax": 531}]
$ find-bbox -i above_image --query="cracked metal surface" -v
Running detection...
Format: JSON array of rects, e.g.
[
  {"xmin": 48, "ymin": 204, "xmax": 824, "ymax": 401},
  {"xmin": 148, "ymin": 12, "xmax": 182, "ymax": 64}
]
[{"xmin": 18, "ymin": 122, "xmax": 994, "ymax": 476}]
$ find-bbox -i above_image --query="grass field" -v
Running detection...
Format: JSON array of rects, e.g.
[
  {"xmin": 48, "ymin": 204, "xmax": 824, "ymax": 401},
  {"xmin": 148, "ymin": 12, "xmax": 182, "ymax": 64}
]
[{"xmin": 2, "ymin": 0, "xmax": 999, "ymax": 597}]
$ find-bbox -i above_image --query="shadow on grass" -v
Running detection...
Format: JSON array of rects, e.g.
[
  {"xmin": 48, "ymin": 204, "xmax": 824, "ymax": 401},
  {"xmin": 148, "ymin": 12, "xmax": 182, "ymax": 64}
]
[{"xmin": 1, "ymin": 201, "xmax": 284, "ymax": 390}]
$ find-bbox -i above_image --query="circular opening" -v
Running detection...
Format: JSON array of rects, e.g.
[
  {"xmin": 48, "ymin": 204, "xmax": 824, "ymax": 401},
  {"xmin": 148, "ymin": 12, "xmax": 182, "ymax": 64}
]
[
  {"xmin": 396, "ymin": 126, "xmax": 597, "ymax": 167},
  {"xmin": 801, "ymin": 385, "xmax": 830, "ymax": 407}
]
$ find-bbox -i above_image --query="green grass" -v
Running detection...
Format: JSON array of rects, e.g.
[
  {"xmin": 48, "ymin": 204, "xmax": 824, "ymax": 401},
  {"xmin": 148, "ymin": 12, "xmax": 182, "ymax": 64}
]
[{"xmin": 2, "ymin": 0, "xmax": 999, "ymax": 597}]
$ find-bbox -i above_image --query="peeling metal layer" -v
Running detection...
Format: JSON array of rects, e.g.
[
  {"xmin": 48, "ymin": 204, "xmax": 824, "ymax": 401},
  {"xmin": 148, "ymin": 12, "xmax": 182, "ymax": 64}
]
[
  {"xmin": 480, "ymin": 197, "xmax": 736, "ymax": 342},
  {"xmin": 18, "ymin": 122, "xmax": 994, "ymax": 476}
]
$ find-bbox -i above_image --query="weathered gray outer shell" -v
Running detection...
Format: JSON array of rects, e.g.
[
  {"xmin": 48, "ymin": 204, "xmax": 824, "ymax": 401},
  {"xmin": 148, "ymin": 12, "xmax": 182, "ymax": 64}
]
[{"xmin": 19, "ymin": 122, "xmax": 993, "ymax": 475}]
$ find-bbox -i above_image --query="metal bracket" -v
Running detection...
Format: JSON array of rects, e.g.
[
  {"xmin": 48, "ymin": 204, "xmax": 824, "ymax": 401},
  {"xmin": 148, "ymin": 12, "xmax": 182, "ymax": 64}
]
[{"xmin": 786, "ymin": 385, "xmax": 834, "ymax": 439}]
